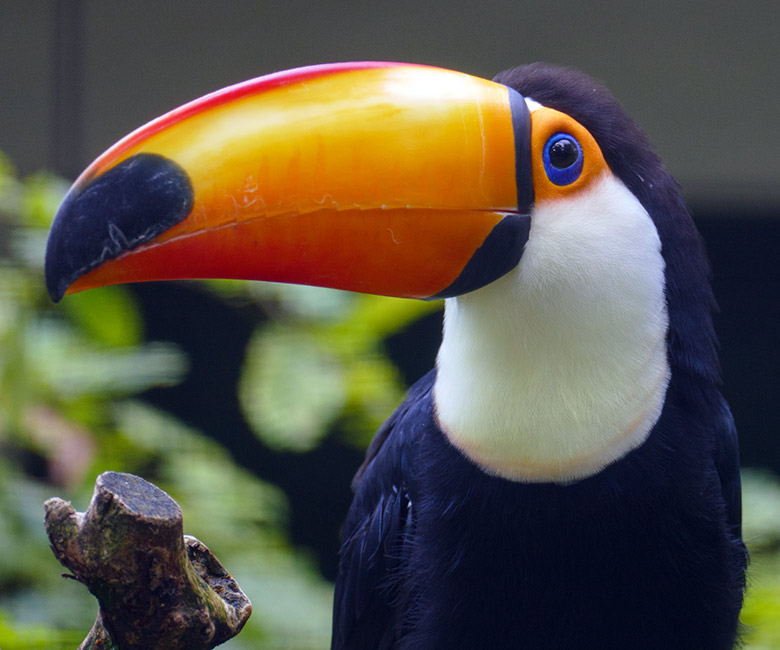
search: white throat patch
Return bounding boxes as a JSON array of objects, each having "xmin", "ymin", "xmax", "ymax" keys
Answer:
[{"xmin": 433, "ymin": 173, "xmax": 670, "ymax": 483}]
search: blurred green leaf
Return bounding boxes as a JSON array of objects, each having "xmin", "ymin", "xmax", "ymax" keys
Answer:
[
  {"xmin": 60, "ymin": 286, "xmax": 143, "ymax": 347},
  {"xmin": 28, "ymin": 319, "xmax": 187, "ymax": 398},
  {"xmin": 112, "ymin": 400, "xmax": 334, "ymax": 649},
  {"xmin": 742, "ymin": 555, "xmax": 780, "ymax": 649},
  {"xmin": 254, "ymin": 282, "xmax": 355, "ymax": 321},
  {"xmin": 240, "ymin": 325, "xmax": 345, "ymax": 451},
  {"xmin": 0, "ymin": 610, "xmax": 83, "ymax": 650},
  {"xmin": 742, "ymin": 469, "xmax": 780, "ymax": 549},
  {"xmin": 323, "ymin": 292, "xmax": 440, "ymax": 354},
  {"xmin": 0, "ymin": 151, "xmax": 21, "ymax": 216},
  {"xmin": 0, "ymin": 458, "xmax": 96, "ymax": 640},
  {"xmin": 740, "ymin": 469, "xmax": 780, "ymax": 648},
  {"xmin": 19, "ymin": 172, "xmax": 68, "ymax": 228}
]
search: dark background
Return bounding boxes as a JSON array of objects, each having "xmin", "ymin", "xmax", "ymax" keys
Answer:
[{"xmin": 2, "ymin": 1, "xmax": 779, "ymax": 570}]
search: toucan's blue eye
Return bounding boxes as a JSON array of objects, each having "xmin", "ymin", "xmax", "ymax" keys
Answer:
[{"xmin": 543, "ymin": 133, "xmax": 583, "ymax": 186}]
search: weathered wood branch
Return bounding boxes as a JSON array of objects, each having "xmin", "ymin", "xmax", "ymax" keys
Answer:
[{"xmin": 44, "ymin": 471, "xmax": 251, "ymax": 650}]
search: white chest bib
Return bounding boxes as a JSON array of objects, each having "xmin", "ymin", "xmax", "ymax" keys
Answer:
[{"xmin": 433, "ymin": 174, "xmax": 670, "ymax": 483}]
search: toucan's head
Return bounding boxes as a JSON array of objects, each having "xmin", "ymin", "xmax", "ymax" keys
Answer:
[
  {"xmin": 45, "ymin": 61, "xmax": 637, "ymax": 303},
  {"xmin": 46, "ymin": 61, "xmax": 721, "ymax": 481},
  {"xmin": 45, "ymin": 60, "xmax": 716, "ymax": 380}
]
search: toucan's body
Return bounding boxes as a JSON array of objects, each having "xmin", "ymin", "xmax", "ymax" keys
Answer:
[
  {"xmin": 44, "ymin": 61, "xmax": 746, "ymax": 649},
  {"xmin": 335, "ymin": 370, "xmax": 742, "ymax": 649}
]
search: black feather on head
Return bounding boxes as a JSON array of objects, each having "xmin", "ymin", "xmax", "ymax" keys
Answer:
[{"xmin": 494, "ymin": 63, "xmax": 720, "ymax": 383}]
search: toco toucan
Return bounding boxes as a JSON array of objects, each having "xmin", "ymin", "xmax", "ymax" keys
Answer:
[{"xmin": 45, "ymin": 61, "xmax": 747, "ymax": 649}]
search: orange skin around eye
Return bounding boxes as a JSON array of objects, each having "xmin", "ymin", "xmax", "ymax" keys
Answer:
[{"xmin": 530, "ymin": 107, "xmax": 610, "ymax": 201}]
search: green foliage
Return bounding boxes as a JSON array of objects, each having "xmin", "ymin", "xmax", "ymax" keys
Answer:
[
  {"xmin": 0, "ymin": 152, "xmax": 196, "ymax": 647},
  {"xmin": 740, "ymin": 470, "xmax": 780, "ymax": 649},
  {"xmin": 0, "ymin": 152, "xmax": 429, "ymax": 648},
  {"xmin": 237, "ymin": 284, "xmax": 438, "ymax": 451},
  {"xmin": 0, "ymin": 150, "xmax": 779, "ymax": 649},
  {"xmin": 241, "ymin": 323, "xmax": 347, "ymax": 452},
  {"xmin": 0, "ymin": 610, "xmax": 83, "ymax": 650},
  {"xmin": 112, "ymin": 401, "xmax": 336, "ymax": 649},
  {"xmin": 60, "ymin": 287, "xmax": 143, "ymax": 348}
]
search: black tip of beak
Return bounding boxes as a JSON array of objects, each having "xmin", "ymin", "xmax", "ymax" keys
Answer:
[{"xmin": 45, "ymin": 153, "xmax": 194, "ymax": 301}]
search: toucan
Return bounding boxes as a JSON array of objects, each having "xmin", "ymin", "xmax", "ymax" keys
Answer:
[{"xmin": 45, "ymin": 62, "xmax": 746, "ymax": 649}]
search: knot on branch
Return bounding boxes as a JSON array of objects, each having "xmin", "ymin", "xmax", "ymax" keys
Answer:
[{"xmin": 45, "ymin": 471, "xmax": 251, "ymax": 650}]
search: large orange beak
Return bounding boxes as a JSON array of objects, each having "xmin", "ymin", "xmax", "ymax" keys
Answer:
[{"xmin": 45, "ymin": 62, "xmax": 533, "ymax": 302}]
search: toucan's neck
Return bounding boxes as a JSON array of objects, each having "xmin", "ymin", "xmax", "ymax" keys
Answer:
[{"xmin": 433, "ymin": 174, "xmax": 671, "ymax": 483}]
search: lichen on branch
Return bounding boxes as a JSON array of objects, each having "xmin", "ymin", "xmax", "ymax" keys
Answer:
[{"xmin": 44, "ymin": 471, "xmax": 251, "ymax": 650}]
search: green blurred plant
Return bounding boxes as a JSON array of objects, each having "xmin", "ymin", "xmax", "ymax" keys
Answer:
[
  {"xmin": 0, "ymin": 152, "xmax": 436, "ymax": 648},
  {"xmin": 0, "ymin": 152, "xmax": 191, "ymax": 646},
  {"xmin": 237, "ymin": 283, "xmax": 438, "ymax": 452},
  {"xmin": 740, "ymin": 470, "xmax": 780, "ymax": 649},
  {"xmin": 0, "ymin": 152, "xmax": 342, "ymax": 648}
]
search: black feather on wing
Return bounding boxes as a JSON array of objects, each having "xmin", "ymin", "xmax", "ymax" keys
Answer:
[
  {"xmin": 713, "ymin": 396, "xmax": 743, "ymax": 542},
  {"xmin": 331, "ymin": 371, "xmax": 434, "ymax": 650}
]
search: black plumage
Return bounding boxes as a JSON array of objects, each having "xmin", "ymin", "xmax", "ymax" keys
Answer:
[{"xmin": 331, "ymin": 64, "xmax": 746, "ymax": 650}]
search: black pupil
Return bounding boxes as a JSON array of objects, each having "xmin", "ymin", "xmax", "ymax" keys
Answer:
[{"xmin": 549, "ymin": 138, "xmax": 579, "ymax": 169}]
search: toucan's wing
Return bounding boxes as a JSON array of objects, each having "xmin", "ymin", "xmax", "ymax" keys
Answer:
[
  {"xmin": 331, "ymin": 371, "xmax": 435, "ymax": 650},
  {"xmin": 331, "ymin": 478, "xmax": 411, "ymax": 650},
  {"xmin": 713, "ymin": 395, "xmax": 743, "ymax": 543}
]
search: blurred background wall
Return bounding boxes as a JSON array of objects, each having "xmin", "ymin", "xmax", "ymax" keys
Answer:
[{"xmin": 3, "ymin": 0, "xmax": 780, "ymax": 204}]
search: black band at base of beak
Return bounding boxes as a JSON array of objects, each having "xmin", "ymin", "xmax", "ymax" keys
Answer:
[
  {"xmin": 507, "ymin": 88, "xmax": 534, "ymax": 215},
  {"xmin": 430, "ymin": 213, "xmax": 530, "ymax": 299},
  {"xmin": 431, "ymin": 88, "xmax": 533, "ymax": 300}
]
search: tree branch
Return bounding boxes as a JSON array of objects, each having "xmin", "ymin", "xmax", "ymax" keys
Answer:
[{"xmin": 44, "ymin": 471, "xmax": 251, "ymax": 649}]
